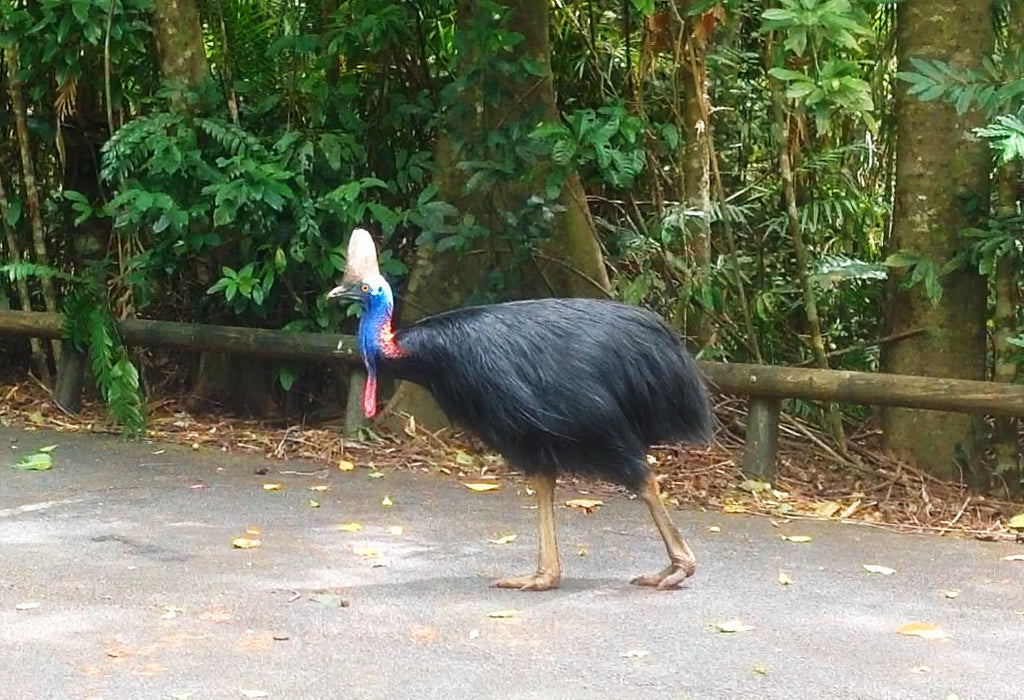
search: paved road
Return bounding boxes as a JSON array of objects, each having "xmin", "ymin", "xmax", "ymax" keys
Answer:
[{"xmin": 1, "ymin": 427, "xmax": 1022, "ymax": 700}]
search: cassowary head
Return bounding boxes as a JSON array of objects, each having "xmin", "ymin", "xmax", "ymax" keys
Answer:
[
  {"xmin": 326, "ymin": 228, "xmax": 398, "ymax": 418},
  {"xmin": 325, "ymin": 228, "xmax": 392, "ymax": 306}
]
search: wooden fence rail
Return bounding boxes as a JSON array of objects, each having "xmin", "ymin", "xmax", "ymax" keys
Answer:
[{"xmin": 3, "ymin": 310, "xmax": 1023, "ymax": 479}]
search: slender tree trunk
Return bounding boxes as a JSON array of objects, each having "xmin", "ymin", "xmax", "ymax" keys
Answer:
[
  {"xmin": 880, "ymin": 0, "xmax": 992, "ymax": 481},
  {"xmin": 0, "ymin": 172, "xmax": 51, "ymax": 384},
  {"xmin": 387, "ymin": 0, "xmax": 610, "ymax": 428},
  {"xmin": 769, "ymin": 79, "xmax": 845, "ymax": 447},
  {"xmin": 673, "ymin": 10, "xmax": 713, "ymax": 346},
  {"xmin": 6, "ymin": 47, "xmax": 60, "ymax": 367}
]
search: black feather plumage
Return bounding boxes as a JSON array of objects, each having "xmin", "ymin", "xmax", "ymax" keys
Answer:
[{"xmin": 382, "ymin": 298, "xmax": 711, "ymax": 492}]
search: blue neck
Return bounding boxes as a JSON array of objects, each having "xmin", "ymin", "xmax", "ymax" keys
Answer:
[{"xmin": 358, "ymin": 282, "xmax": 395, "ymax": 369}]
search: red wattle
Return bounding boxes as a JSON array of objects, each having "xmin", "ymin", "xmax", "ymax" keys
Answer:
[{"xmin": 362, "ymin": 374, "xmax": 378, "ymax": 417}]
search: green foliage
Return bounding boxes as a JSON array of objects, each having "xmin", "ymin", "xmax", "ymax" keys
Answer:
[
  {"xmin": 883, "ymin": 251, "xmax": 944, "ymax": 306},
  {"xmin": 0, "ymin": 263, "xmax": 146, "ymax": 435},
  {"xmin": 897, "ymin": 57, "xmax": 1021, "ymax": 116},
  {"xmin": 975, "ymin": 112, "xmax": 1024, "ymax": 164},
  {"xmin": 531, "ymin": 105, "xmax": 648, "ymax": 190},
  {"xmin": 761, "ymin": 0, "xmax": 877, "ymax": 133}
]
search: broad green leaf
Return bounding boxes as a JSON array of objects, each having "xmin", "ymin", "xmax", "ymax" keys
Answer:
[{"xmin": 13, "ymin": 452, "xmax": 53, "ymax": 471}]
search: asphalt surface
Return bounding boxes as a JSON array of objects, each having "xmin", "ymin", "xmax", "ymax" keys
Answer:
[{"xmin": 1, "ymin": 426, "xmax": 1022, "ymax": 700}]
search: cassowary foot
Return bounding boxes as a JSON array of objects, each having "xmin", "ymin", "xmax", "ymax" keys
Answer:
[
  {"xmin": 492, "ymin": 571, "xmax": 560, "ymax": 591},
  {"xmin": 630, "ymin": 560, "xmax": 696, "ymax": 590}
]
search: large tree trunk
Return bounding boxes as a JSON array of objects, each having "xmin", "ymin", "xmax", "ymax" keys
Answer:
[
  {"xmin": 386, "ymin": 0, "xmax": 610, "ymax": 428},
  {"xmin": 880, "ymin": 0, "xmax": 992, "ymax": 481},
  {"xmin": 989, "ymin": 3, "xmax": 1024, "ymax": 496}
]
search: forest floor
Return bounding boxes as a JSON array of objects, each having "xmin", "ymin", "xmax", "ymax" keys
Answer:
[{"xmin": 0, "ymin": 378, "xmax": 1020, "ymax": 542}]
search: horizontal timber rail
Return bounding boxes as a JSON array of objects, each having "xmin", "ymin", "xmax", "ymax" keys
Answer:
[
  {"xmin": 3, "ymin": 311, "xmax": 1022, "ymax": 417},
  {"xmin": 0, "ymin": 310, "xmax": 359, "ymax": 362},
  {"xmin": 4, "ymin": 310, "xmax": 1024, "ymax": 479}
]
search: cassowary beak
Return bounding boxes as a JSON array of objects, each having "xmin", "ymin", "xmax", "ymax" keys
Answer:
[{"xmin": 326, "ymin": 283, "xmax": 362, "ymax": 301}]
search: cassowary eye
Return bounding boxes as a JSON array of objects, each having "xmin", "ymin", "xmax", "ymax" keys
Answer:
[{"xmin": 361, "ymin": 284, "xmax": 370, "ymax": 292}]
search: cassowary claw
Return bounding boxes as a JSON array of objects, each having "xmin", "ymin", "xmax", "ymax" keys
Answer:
[
  {"xmin": 492, "ymin": 571, "xmax": 560, "ymax": 591},
  {"xmin": 630, "ymin": 561, "xmax": 696, "ymax": 590}
]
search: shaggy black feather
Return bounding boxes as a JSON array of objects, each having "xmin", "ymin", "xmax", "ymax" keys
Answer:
[{"xmin": 382, "ymin": 298, "xmax": 711, "ymax": 492}]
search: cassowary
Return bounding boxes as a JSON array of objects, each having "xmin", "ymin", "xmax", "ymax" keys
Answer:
[{"xmin": 328, "ymin": 228, "xmax": 712, "ymax": 591}]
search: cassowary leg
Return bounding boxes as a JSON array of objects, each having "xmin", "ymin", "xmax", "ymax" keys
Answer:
[
  {"xmin": 493, "ymin": 471, "xmax": 561, "ymax": 591},
  {"xmin": 631, "ymin": 475, "xmax": 696, "ymax": 590}
]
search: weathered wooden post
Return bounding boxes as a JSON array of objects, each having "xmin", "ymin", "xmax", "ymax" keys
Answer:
[
  {"xmin": 343, "ymin": 369, "xmax": 367, "ymax": 436},
  {"xmin": 53, "ymin": 345, "xmax": 87, "ymax": 413},
  {"xmin": 741, "ymin": 397, "xmax": 781, "ymax": 481}
]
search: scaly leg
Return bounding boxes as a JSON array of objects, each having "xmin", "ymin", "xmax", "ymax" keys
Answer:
[
  {"xmin": 493, "ymin": 471, "xmax": 561, "ymax": 591},
  {"xmin": 631, "ymin": 475, "xmax": 696, "ymax": 589}
]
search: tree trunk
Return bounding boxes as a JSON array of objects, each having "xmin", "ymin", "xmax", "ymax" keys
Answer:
[
  {"xmin": 989, "ymin": 0, "xmax": 1024, "ymax": 497},
  {"xmin": 151, "ymin": 0, "xmax": 210, "ymax": 91},
  {"xmin": 386, "ymin": 0, "xmax": 610, "ymax": 428},
  {"xmin": 673, "ymin": 9, "xmax": 714, "ymax": 346},
  {"xmin": 880, "ymin": 0, "xmax": 992, "ymax": 481},
  {"xmin": 769, "ymin": 77, "xmax": 845, "ymax": 448},
  {"xmin": 6, "ymin": 46, "xmax": 60, "ymax": 369},
  {"xmin": 150, "ymin": 0, "xmax": 257, "ymax": 413},
  {"xmin": 0, "ymin": 172, "xmax": 51, "ymax": 384}
]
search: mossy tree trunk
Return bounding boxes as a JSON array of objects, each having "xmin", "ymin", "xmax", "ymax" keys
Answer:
[
  {"xmin": 880, "ymin": 0, "xmax": 992, "ymax": 481},
  {"xmin": 385, "ymin": 0, "xmax": 610, "ymax": 428}
]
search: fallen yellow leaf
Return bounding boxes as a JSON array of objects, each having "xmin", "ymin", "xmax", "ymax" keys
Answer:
[
  {"xmin": 863, "ymin": 564, "xmax": 896, "ymax": 576},
  {"xmin": 752, "ymin": 664, "xmax": 768, "ymax": 675},
  {"xmin": 1007, "ymin": 513, "xmax": 1024, "ymax": 530},
  {"xmin": 352, "ymin": 543, "xmax": 381, "ymax": 557},
  {"xmin": 338, "ymin": 459, "xmax": 355, "ymax": 472},
  {"xmin": 308, "ymin": 499, "xmax": 320, "ymax": 508},
  {"xmin": 943, "ymin": 589, "xmax": 960, "ymax": 599},
  {"xmin": 722, "ymin": 502, "xmax": 747, "ymax": 514},
  {"xmin": 708, "ymin": 525, "xmax": 722, "ymax": 533},
  {"xmin": 309, "ymin": 485, "xmax": 331, "ymax": 492},
  {"xmin": 814, "ymin": 501, "xmax": 841, "ymax": 518},
  {"xmin": 487, "ymin": 534, "xmax": 517, "ymax": 545},
  {"xmin": 463, "ymin": 482, "xmax": 501, "ymax": 492},
  {"xmin": 336, "ymin": 522, "xmax": 363, "ymax": 533},
  {"xmin": 160, "ymin": 605, "xmax": 184, "ymax": 620},
  {"xmin": 839, "ymin": 499, "xmax": 862, "ymax": 519},
  {"xmin": 739, "ymin": 479, "xmax": 771, "ymax": 494},
  {"xmin": 487, "ymin": 610, "xmax": 517, "ymax": 619},
  {"xmin": 232, "ymin": 536, "xmax": 261, "ymax": 549},
  {"xmin": 381, "ymin": 495, "xmax": 393, "ymax": 507},
  {"xmin": 454, "ymin": 450, "xmax": 475, "ymax": 466},
  {"xmin": 714, "ymin": 619, "xmax": 754, "ymax": 633},
  {"xmin": 566, "ymin": 498, "xmax": 604, "ymax": 514},
  {"xmin": 389, "ymin": 525, "xmax": 404, "ymax": 536},
  {"xmin": 781, "ymin": 535, "xmax": 813, "ymax": 543},
  {"xmin": 777, "ymin": 571, "xmax": 794, "ymax": 586},
  {"xmin": 262, "ymin": 483, "xmax": 282, "ymax": 491},
  {"xmin": 368, "ymin": 471, "xmax": 385, "ymax": 479},
  {"xmin": 896, "ymin": 622, "xmax": 950, "ymax": 640}
]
